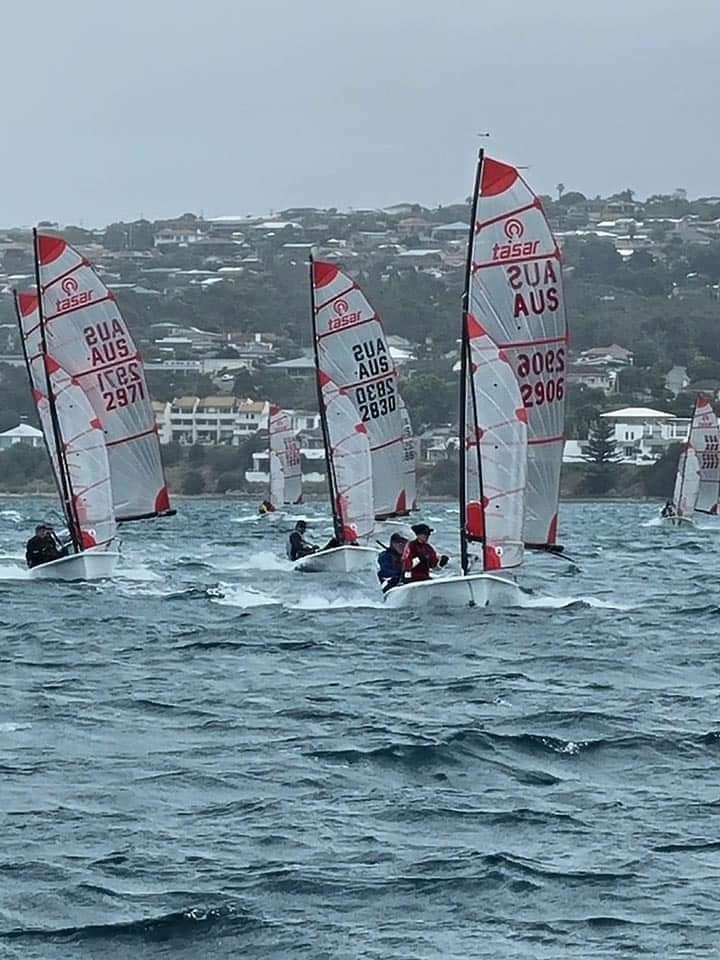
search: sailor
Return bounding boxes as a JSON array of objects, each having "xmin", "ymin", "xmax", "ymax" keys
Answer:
[
  {"xmin": 25, "ymin": 524, "xmax": 67, "ymax": 569},
  {"xmin": 401, "ymin": 523, "xmax": 449, "ymax": 583},
  {"xmin": 288, "ymin": 520, "xmax": 318, "ymax": 561},
  {"xmin": 377, "ymin": 532, "xmax": 407, "ymax": 593},
  {"xmin": 660, "ymin": 500, "xmax": 675, "ymax": 518},
  {"xmin": 258, "ymin": 499, "xmax": 275, "ymax": 515}
]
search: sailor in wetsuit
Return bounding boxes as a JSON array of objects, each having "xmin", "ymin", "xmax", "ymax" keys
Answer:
[
  {"xmin": 660, "ymin": 500, "xmax": 676, "ymax": 519},
  {"xmin": 25, "ymin": 524, "xmax": 67, "ymax": 569},
  {"xmin": 377, "ymin": 532, "xmax": 408, "ymax": 593},
  {"xmin": 288, "ymin": 520, "xmax": 319, "ymax": 561},
  {"xmin": 401, "ymin": 523, "xmax": 449, "ymax": 583}
]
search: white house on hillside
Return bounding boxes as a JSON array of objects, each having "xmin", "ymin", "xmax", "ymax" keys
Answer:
[{"xmin": 564, "ymin": 406, "xmax": 699, "ymax": 465}]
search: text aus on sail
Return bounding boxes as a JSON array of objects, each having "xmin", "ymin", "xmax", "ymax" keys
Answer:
[
  {"xmin": 83, "ymin": 317, "xmax": 146, "ymax": 412},
  {"xmin": 488, "ymin": 238, "xmax": 565, "ymax": 412},
  {"xmin": 326, "ymin": 295, "xmax": 397, "ymax": 424}
]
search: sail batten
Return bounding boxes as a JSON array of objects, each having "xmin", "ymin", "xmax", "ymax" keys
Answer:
[
  {"xmin": 468, "ymin": 153, "xmax": 567, "ymax": 547},
  {"xmin": 33, "ymin": 231, "xmax": 172, "ymax": 523},
  {"xmin": 311, "ymin": 260, "xmax": 408, "ymax": 519}
]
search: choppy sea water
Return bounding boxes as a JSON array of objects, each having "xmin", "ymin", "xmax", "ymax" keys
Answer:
[{"xmin": 1, "ymin": 496, "xmax": 719, "ymax": 959}]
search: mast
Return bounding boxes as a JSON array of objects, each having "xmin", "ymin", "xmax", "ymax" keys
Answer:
[
  {"xmin": 459, "ymin": 150, "xmax": 486, "ymax": 576},
  {"xmin": 309, "ymin": 253, "xmax": 342, "ymax": 541},
  {"xmin": 31, "ymin": 230, "xmax": 82, "ymax": 553}
]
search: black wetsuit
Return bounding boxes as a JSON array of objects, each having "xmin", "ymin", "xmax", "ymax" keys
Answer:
[
  {"xmin": 25, "ymin": 535, "xmax": 66, "ymax": 569},
  {"xmin": 288, "ymin": 531, "xmax": 316, "ymax": 562}
]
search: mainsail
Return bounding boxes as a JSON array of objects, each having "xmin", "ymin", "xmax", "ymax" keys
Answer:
[
  {"xmin": 268, "ymin": 405, "xmax": 302, "ymax": 508},
  {"xmin": 311, "ymin": 260, "xmax": 407, "ymax": 519},
  {"xmin": 461, "ymin": 314, "xmax": 527, "ymax": 573},
  {"xmin": 16, "ymin": 292, "xmax": 115, "ymax": 552},
  {"xmin": 318, "ymin": 370, "xmax": 374, "ymax": 545},
  {"xmin": 673, "ymin": 394, "xmax": 719, "ymax": 516},
  {"xmin": 33, "ymin": 231, "xmax": 172, "ymax": 522},
  {"xmin": 398, "ymin": 396, "xmax": 417, "ymax": 510},
  {"xmin": 467, "ymin": 153, "xmax": 567, "ymax": 548}
]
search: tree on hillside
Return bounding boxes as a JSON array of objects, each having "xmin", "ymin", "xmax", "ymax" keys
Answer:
[
  {"xmin": 642, "ymin": 443, "xmax": 683, "ymax": 498},
  {"xmin": 584, "ymin": 418, "xmax": 620, "ymax": 463},
  {"xmin": 182, "ymin": 471, "xmax": 205, "ymax": 495}
]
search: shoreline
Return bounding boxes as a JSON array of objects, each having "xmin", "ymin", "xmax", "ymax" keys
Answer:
[{"xmin": 0, "ymin": 492, "xmax": 667, "ymax": 504}]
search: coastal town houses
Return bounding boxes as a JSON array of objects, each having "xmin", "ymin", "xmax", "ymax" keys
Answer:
[
  {"xmin": 563, "ymin": 406, "xmax": 693, "ymax": 465},
  {"xmin": 154, "ymin": 397, "xmax": 269, "ymax": 446}
]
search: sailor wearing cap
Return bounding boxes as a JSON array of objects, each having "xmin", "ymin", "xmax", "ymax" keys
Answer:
[{"xmin": 401, "ymin": 523, "xmax": 449, "ymax": 584}]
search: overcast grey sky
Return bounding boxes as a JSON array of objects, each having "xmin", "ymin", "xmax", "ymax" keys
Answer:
[{"xmin": 3, "ymin": 0, "xmax": 717, "ymax": 225}]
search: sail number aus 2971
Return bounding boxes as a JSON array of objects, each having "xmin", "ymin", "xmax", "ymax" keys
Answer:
[{"xmin": 96, "ymin": 362, "xmax": 145, "ymax": 411}]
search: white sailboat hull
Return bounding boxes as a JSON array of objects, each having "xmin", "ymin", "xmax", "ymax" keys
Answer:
[
  {"xmin": 658, "ymin": 515, "xmax": 695, "ymax": 529},
  {"xmin": 383, "ymin": 572, "xmax": 522, "ymax": 609},
  {"xmin": 294, "ymin": 545, "xmax": 379, "ymax": 573},
  {"xmin": 28, "ymin": 548, "xmax": 119, "ymax": 581}
]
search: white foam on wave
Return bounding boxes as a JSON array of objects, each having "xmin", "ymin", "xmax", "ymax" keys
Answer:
[
  {"xmin": 211, "ymin": 583, "xmax": 280, "ymax": 608},
  {"xmin": 115, "ymin": 562, "xmax": 162, "ymax": 582},
  {"xmin": 291, "ymin": 591, "xmax": 385, "ymax": 611},
  {"xmin": 520, "ymin": 593, "xmax": 633, "ymax": 611},
  {"xmin": 0, "ymin": 509, "xmax": 25, "ymax": 523},
  {"xmin": 217, "ymin": 550, "xmax": 293, "ymax": 573},
  {"xmin": 0, "ymin": 561, "xmax": 29, "ymax": 580},
  {"xmin": 0, "ymin": 721, "xmax": 32, "ymax": 733}
]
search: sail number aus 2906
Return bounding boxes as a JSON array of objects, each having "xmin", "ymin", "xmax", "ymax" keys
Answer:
[{"xmin": 516, "ymin": 348, "xmax": 565, "ymax": 408}]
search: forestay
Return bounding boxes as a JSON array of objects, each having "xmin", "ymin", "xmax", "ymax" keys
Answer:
[
  {"xmin": 318, "ymin": 370, "xmax": 374, "ymax": 544},
  {"xmin": 463, "ymin": 314, "xmax": 527, "ymax": 571},
  {"xmin": 269, "ymin": 405, "xmax": 302, "ymax": 508},
  {"xmin": 398, "ymin": 396, "xmax": 417, "ymax": 510},
  {"xmin": 468, "ymin": 155, "xmax": 567, "ymax": 547},
  {"xmin": 312, "ymin": 261, "xmax": 407, "ymax": 518},
  {"xmin": 18, "ymin": 292, "xmax": 116, "ymax": 551},
  {"xmin": 34, "ymin": 232, "xmax": 172, "ymax": 522}
]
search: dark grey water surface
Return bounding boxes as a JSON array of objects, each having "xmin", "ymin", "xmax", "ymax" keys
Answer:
[{"xmin": 1, "ymin": 497, "xmax": 719, "ymax": 958}]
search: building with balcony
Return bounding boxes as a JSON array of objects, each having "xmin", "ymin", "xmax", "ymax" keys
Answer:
[{"xmin": 154, "ymin": 396, "xmax": 269, "ymax": 445}]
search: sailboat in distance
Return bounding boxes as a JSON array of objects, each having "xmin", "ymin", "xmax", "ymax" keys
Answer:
[
  {"xmin": 386, "ymin": 152, "xmax": 537, "ymax": 608},
  {"xmin": 309, "ymin": 260, "xmax": 414, "ymax": 523},
  {"xmin": 660, "ymin": 394, "xmax": 720, "ymax": 527},
  {"xmin": 267, "ymin": 405, "xmax": 302, "ymax": 511},
  {"xmin": 16, "ymin": 292, "xmax": 118, "ymax": 580},
  {"xmin": 293, "ymin": 257, "xmax": 379, "ymax": 572},
  {"xmin": 31, "ymin": 230, "xmax": 174, "ymax": 524}
]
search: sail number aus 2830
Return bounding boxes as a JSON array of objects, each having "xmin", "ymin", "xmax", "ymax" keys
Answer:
[{"xmin": 516, "ymin": 348, "xmax": 565, "ymax": 408}]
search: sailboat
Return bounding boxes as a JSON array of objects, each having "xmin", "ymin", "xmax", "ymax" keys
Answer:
[
  {"xmin": 16, "ymin": 292, "xmax": 118, "ymax": 580},
  {"xmin": 267, "ymin": 405, "xmax": 302, "ymax": 511},
  {"xmin": 310, "ymin": 259, "xmax": 413, "ymax": 530},
  {"xmin": 661, "ymin": 394, "xmax": 720, "ymax": 527},
  {"xmin": 294, "ymin": 259, "xmax": 379, "ymax": 572},
  {"xmin": 30, "ymin": 230, "xmax": 174, "ymax": 524},
  {"xmin": 386, "ymin": 151, "xmax": 565, "ymax": 608}
]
